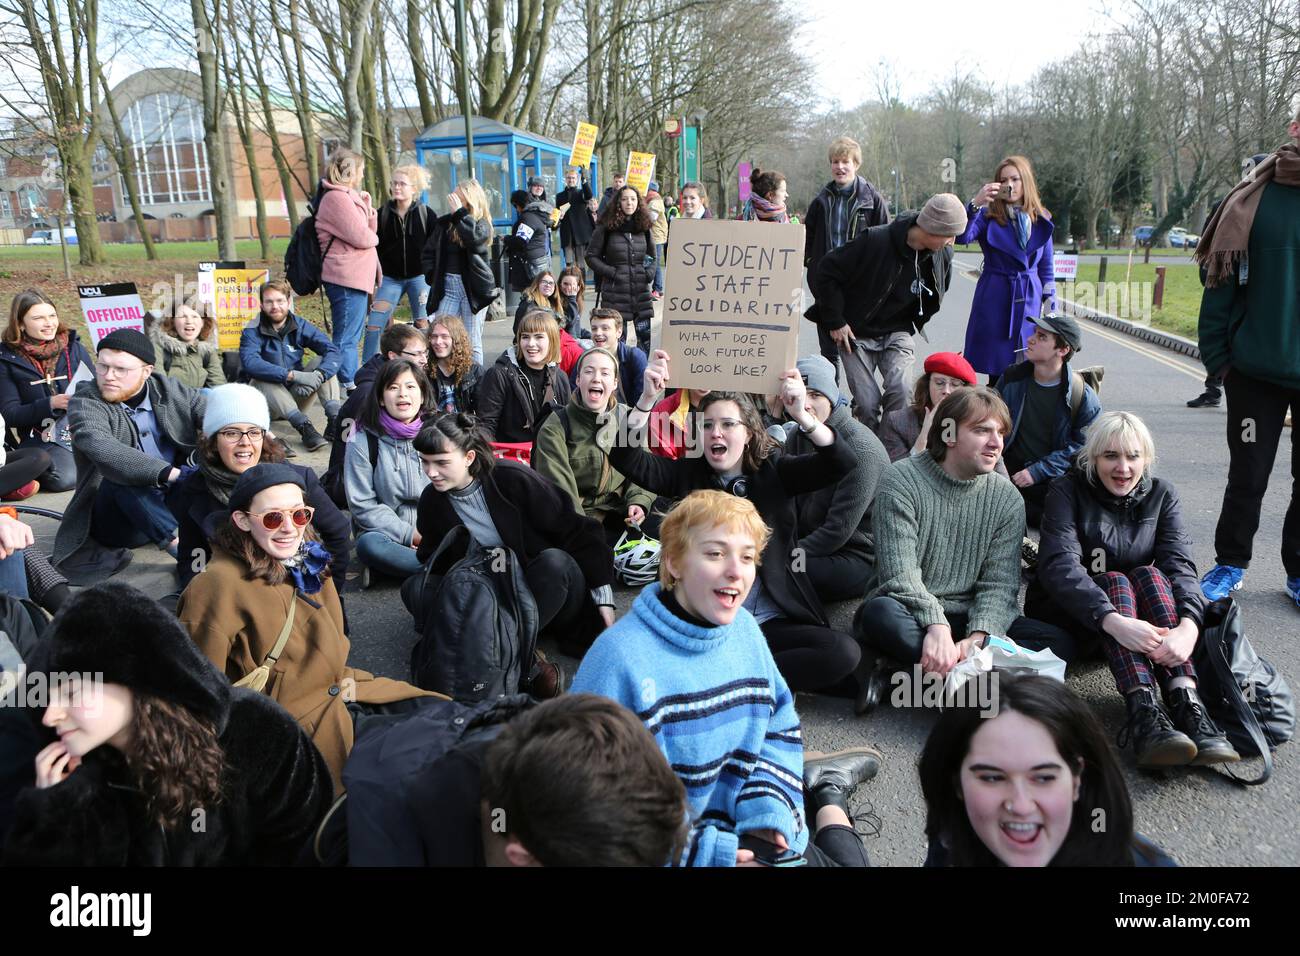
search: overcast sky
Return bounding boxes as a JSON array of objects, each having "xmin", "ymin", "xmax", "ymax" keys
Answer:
[{"xmin": 796, "ymin": 0, "xmax": 1120, "ymax": 107}]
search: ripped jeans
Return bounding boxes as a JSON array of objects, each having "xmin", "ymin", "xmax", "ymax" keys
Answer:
[{"xmin": 363, "ymin": 274, "xmax": 431, "ymax": 361}]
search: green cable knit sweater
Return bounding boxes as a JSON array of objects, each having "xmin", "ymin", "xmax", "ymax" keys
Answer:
[{"xmin": 870, "ymin": 451, "xmax": 1025, "ymax": 635}]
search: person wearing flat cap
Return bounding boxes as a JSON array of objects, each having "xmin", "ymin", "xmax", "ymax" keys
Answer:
[
  {"xmin": 51, "ymin": 327, "xmax": 206, "ymax": 585},
  {"xmin": 994, "ymin": 312, "xmax": 1101, "ymax": 526},
  {"xmin": 807, "ymin": 193, "xmax": 967, "ymax": 434},
  {"xmin": 176, "ymin": 463, "xmax": 436, "ymax": 792}
]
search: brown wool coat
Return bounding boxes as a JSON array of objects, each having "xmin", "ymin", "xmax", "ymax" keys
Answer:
[{"xmin": 176, "ymin": 550, "xmax": 434, "ymax": 790}]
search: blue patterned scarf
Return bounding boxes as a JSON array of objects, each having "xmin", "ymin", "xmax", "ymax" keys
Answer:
[{"xmin": 281, "ymin": 540, "xmax": 332, "ymax": 595}]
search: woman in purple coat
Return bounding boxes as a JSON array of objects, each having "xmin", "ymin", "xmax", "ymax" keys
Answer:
[{"xmin": 958, "ymin": 155, "xmax": 1056, "ymax": 380}]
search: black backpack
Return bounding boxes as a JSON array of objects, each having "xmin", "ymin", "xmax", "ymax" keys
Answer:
[
  {"xmin": 408, "ymin": 525, "xmax": 539, "ymax": 703},
  {"xmin": 1192, "ymin": 596, "xmax": 1295, "ymax": 785},
  {"xmin": 321, "ymin": 429, "xmax": 379, "ymax": 511},
  {"xmin": 285, "ymin": 189, "xmax": 336, "ymax": 296}
]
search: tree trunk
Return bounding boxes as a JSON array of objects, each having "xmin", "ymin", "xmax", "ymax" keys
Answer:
[
  {"xmin": 245, "ymin": 10, "xmax": 301, "ymax": 229},
  {"xmin": 406, "ymin": 0, "xmax": 436, "ymax": 127},
  {"xmin": 277, "ymin": 0, "xmax": 319, "ymax": 186},
  {"xmin": 94, "ymin": 66, "xmax": 156, "ymax": 259},
  {"xmin": 192, "ymin": 0, "xmax": 237, "ymax": 259},
  {"xmin": 343, "ymin": 0, "xmax": 378, "ymax": 149},
  {"xmin": 222, "ymin": 0, "xmax": 269, "ymax": 260}
]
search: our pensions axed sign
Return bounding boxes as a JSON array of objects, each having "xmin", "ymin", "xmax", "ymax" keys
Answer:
[
  {"xmin": 78, "ymin": 282, "xmax": 146, "ymax": 348},
  {"xmin": 660, "ymin": 218, "xmax": 804, "ymax": 394},
  {"xmin": 213, "ymin": 268, "xmax": 270, "ymax": 349}
]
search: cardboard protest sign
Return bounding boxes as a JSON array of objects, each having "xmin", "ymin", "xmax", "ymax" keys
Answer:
[
  {"xmin": 625, "ymin": 151, "xmax": 656, "ymax": 195},
  {"xmin": 78, "ymin": 282, "xmax": 146, "ymax": 348},
  {"xmin": 660, "ymin": 219, "xmax": 804, "ymax": 394},
  {"xmin": 569, "ymin": 122, "xmax": 599, "ymax": 168},
  {"xmin": 213, "ymin": 268, "xmax": 270, "ymax": 349},
  {"xmin": 198, "ymin": 261, "xmax": 245, "ymax": 320}
]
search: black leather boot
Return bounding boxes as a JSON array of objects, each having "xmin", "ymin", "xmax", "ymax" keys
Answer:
[
  {"xmin": 1118, "ymin": 686, "xmax": 1197, "ymax": 767},
  {"xmin": 1166, "ymin": 686, "xmax": 1241, "ymax": 765}
]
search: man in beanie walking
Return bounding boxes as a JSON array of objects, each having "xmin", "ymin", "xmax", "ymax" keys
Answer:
[
  {"xmin": 776, "ymin": 354, "xmax": 890, "ymax": 603},
  {"xmin": 1197, "ymin": 105, "xmax": 1300, "ymax": 605},
  {"xmin": 807, "ymin": 192, "xmax": 966, "ymax": 432},
  {"xmin": 52, "ymin": 328, "xmax": 206, "ymax": 583},
  {"xmin": 994, "ymin": 312, "xmax": 1101, "ymax": 526}
]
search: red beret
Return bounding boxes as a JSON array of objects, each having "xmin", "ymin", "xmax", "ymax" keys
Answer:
[{"xmin": 923, "ymin": 351, "xmax": 977, "ymax": 385}]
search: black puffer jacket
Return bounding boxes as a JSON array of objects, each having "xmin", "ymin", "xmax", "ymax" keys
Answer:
[
  {"xmin": 421, "ymin": 207, "xmax": 498, "ymax": 314},
  {"xmin": 505, "ymin": 201, "xmax": 554, "ymax": 292},
  {"xmin": 476, "ymin": 349, "xmax": 572, "ymax": 444},
  {"xmin": 1, "ymin": 582, "xmax": 333, "ymax": 866},
  {"xmin": 1028, "ymin": 469, "xmax": 1206, "ymax": 635},
  {"xmin": 587, "ymin": 222, "xmax": 654, "ymax": 330},
  {"xmin": 377, "ymin": 201, "xmax": 433, "ymax": 280},
  {"xmin": 806, "ymin": 213, "xmax": 952, "ymax": 338}
]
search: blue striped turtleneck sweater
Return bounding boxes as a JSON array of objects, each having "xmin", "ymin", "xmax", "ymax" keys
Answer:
[{"xmin": 571, "ymin": 582, "xmax": 807, "ymax": 867}]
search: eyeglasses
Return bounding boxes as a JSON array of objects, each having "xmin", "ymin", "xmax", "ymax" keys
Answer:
[
  {"xmin": 241, "ymin": 506, "xmax": 315, "ymax": 531},
  {"xmin": 95, "ymin": 361, "xmax": 147, "ymax": 379},
  {"xmin": 400, "ymin": 348, "xmax": 429, "ymax": 361},
  {"xmin": 217, "ymin": 427, "xmax": 265, "ymax": 443},
  {"xmin": 701, "ymin": 418, "xmax": 745, "ymax": 433}
]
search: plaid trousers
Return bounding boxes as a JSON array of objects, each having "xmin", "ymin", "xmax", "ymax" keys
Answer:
[{"xmin": 1095, "ymin": 565, "xmax": 1197, "ymax": 693}]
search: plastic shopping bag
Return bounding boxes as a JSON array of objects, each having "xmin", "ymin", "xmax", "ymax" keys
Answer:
[{"xmin": 944, "ymin": 635, "xmax": 1067, "ymax": 703}]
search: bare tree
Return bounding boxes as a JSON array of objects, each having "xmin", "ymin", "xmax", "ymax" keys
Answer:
[{"xmin": 192, "ymin": 0, "xmax": 237, "ymax": 258}]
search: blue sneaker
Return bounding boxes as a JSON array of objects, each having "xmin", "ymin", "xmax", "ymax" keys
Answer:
[
  {"xmin": 1200, "ymin": 564, "xmax": 1245, "ymax": 601},
  {"xmin": 1286, "ymin": 578, "xmax": 1300, "ymax": 608}
]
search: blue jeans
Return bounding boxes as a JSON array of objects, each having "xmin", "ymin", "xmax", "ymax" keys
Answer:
[
  {"xmin": 91, "ymin": 480, "xmax": 177, "ymax": 549},
  {"xmin": 653, "ymin": 242, "xmax": 665, "ymax": 294},
  {"xmin": 364, "ymin": 274, "xmax": 431, "ymax": 361},
  {"xmin": 324, "ymin": 281, "xmax": 370, "ymax": 388},
  {"xmin": 0, "ymin": 552, "xmax": 28, "ymax": 598},
  {"xmin": 355, "ymin": 530, "xmax": 424, "ymax": 579},
  {"xmin": 436, "ymin": 274, "xmax": 485, "ymax": 366}
]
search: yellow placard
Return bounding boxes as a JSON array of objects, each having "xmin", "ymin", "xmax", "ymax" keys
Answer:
[
  {"xmin": 569, "ymin": 122, "xmax": 599, "ymax": 169},
  {"xmin": 625, "ymin": 151, "xmax": 656, "ymax": 195},
  {"xmin": 213, "ymin": 268, "xmax": 270, "ymax": 349}
]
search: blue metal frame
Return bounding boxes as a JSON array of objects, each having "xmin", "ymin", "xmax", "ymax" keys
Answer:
[{"xmin": 414, "ymin": 117, "xmax": 600, "ymax": 230}]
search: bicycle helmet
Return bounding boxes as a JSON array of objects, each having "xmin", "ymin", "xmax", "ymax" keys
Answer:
[{"xmin": 613, "ymin": 525, "xmax": 661, "ymax": 586}]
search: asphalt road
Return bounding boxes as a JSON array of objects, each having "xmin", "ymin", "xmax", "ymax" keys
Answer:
[{"xmin": 26, "ymin": 250, "xmax": 1295, "ymax": 866}]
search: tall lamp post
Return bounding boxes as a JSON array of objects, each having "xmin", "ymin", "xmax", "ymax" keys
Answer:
[{"xmin": 891, "ymin": 168, "xmax": 901, "ymax": 218}]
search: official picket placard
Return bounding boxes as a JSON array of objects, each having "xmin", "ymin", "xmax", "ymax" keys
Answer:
[
  {"xmin": 1053, "ymin": 253, "xmax": 1079, "ymax": 281},
  {"xmin": 569, "ymin": 122, "xmax": 599, "ymax": 169},
  {"xmin": 198, "ymin": 260, "xmax": 246, "ymax": 319},
  {"xmin": 625, "ymin": 151, "xmax": 656, "ymax": 195},
  {"xmin": 660, "ymin": 219, "xmax": 804, "ymax": 394},
  {"xmin": 213, "ymin": 268, "xmax": 269, "ymax": 349},
  {"xmin": 78, "ymin": 282, "xmax": 146, "ymax": 348}
]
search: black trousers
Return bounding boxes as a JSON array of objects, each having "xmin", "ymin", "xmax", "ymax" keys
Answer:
[
  {"xmin": 854, "ymin": 596, "xmax": 1079, "ymax": 665},
  {"xmin": 1214, "ymin": 368, "xmax": 1300, "ymax": 576},
  {"xmin": 1019, "ymin": 481, "xmax": 1050, "ymax": 528},
  {"xmin": 806, "ymin": 551, "xmax": 875, "ymax": 604},
  {"xmin": 802, "ymin": 823, "xmax": 870, "ymax": 867},
  {"xmin": 1202, "ymin": 373, "xmax": 1223, "ymax": 397},
  {"xmin": 0, "ymin": 446, "xmax": 51, "ymax": 497},
  {"xmin": 761, "ymin": 618, "xmax": 862, "ymax": 693}
]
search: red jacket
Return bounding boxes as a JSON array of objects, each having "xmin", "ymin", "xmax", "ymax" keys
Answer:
[
  {"xmin": 647, "ymin": 389, "xmax": 697, "ymax": 460},
  {"xmin": 559, "ymin": 330, "xmax": 584, "ymax": 376}
]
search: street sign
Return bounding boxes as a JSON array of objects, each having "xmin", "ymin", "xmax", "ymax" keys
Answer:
[
  {"xmin": 680, "ymin": 126, "xmax": 699, "ymax": 183},
  {"xmin": 664, "ymin": 117, "xmax": 682, "ymax": 137}
]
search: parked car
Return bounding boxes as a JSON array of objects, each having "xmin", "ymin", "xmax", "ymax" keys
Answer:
[
  {"xmin": 1133, "ymin": 226, "xmax": 1156, "ymax": 246},
  {"xmin": 1168, "ymin": 227, "xmax": 1200, "ymax": 248}
]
